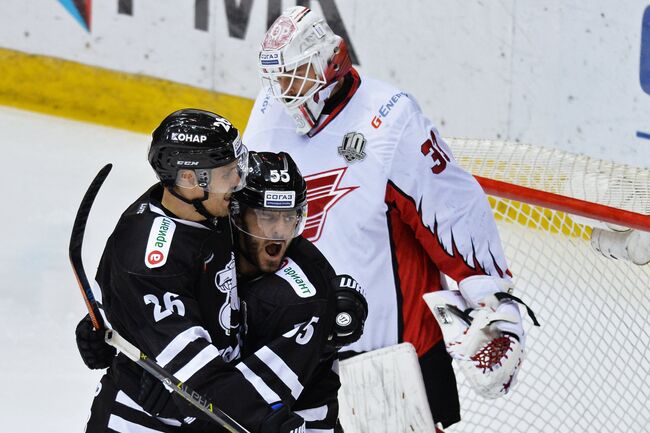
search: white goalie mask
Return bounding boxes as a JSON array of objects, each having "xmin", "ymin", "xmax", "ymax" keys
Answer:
[{"xmin": 259, "ymin": 6, "xmax": 352, "ymax": 135}]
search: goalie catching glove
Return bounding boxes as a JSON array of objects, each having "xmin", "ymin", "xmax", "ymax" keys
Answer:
[{"xmin": 423, "ymin": 276, "xmax": 540, "ymax": 399}]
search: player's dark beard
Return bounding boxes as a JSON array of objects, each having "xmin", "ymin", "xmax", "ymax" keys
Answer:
[{"xmin": 234, "ymin": 230, "xmax": 263, "ymax": 280}]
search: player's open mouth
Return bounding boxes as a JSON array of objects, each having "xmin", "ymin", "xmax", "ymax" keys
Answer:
[{"xmin": 264, "ymin": 242, "xmax": 284, "ymax": 257}]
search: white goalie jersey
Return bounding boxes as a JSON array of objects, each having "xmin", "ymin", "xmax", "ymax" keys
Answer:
[{"xmin": 244, "ymin": 69, "xmax": 512, "ymax": 360}]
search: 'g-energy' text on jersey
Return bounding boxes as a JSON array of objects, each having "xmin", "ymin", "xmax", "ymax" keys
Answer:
[
  {"xmin": 240, "ymin": 236, "xmax": 339, "ymax": 433},
  {"xmin": 86, "ymin": 184, "xmax": 278, "ymax": 433}
]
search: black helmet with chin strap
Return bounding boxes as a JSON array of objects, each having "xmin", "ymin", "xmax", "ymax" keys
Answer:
[
  {"xmin": 148, "ymin": 108, "xmax": 247, "ymax": 221},
  {"xmin": 231, "ymin": 151, "xmax": 308, "ymax": 241}
]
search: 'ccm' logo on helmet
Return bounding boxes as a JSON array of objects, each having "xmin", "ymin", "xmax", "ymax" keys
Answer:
[{"xmin": 170, "ymin": 132, "xmax": 207, "ymax": 143}]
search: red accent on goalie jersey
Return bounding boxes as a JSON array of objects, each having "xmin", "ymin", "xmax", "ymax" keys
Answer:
[
  {"xmin": 308, "ymin": 68, "xmax": 361, "ymax": 137},
  {"xmin": 385, "ymin": 181, "xmax": 505, "ymax": 356},
  {"xmin": 304, "ymin": 168, "xmax": 358, "ymax": 242},
  {"xmin": 386, "ymin": 199, "xmax": 443, "ymax": 357},
  {"xmin": 385, "ymin": 181, "xmax": 495, "ymax": 281}
]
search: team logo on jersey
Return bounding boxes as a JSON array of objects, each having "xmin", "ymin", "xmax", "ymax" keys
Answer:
[
  {"xmin": 215, "ymin": 253, "xmax": 239, "ymax": 334},
  {"xmin": 338, "ymin": 132, "xmax": 367, "ymax": 163},
  {"xmin": 277, "ymin": 258, "xmax": 316, "ymax": 298},
  {"xmin": 304, "ymin": 168, "xmax": 358, "ymax": 242},
  {"xmin": 145, "ymin": 217, "xmax": 176, "ymax": 268}
]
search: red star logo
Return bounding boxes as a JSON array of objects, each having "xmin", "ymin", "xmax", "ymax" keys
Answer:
[{"xmin": 304, "ymin": 168, "xmax": 357, "ymax": 242}]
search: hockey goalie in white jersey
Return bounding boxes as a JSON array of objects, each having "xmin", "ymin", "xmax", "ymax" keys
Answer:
[{"xmin": 244, "ymin": 6, "xmax": 539, "ymax": 432}]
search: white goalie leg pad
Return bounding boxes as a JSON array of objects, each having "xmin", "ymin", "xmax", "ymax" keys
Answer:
[{"xmin": 338, "ymin": 343, "xmax": 435, "ymax": 433}]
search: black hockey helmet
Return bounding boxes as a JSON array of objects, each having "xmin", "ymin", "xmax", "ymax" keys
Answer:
[
  {"xmin": 231, "ymin": 151, "xmax": 308, "ymax": 240},
  {"xmin": 148, "ymin": 108, "xmax": 247, "ymax": 192}
]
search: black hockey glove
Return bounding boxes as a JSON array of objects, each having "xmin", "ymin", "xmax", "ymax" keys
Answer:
[
  {"xmin": 331, "ymin": 274, "xmax": 368, "ymax": 348},
  {"xmin": 75, "ymin": 314, "xmax": 116, "ymax": 370},
  {"xmin": 260, "ymin": 404, "xmax": 305, "ymax": 433},
  {"xmin": 138, "ymin": 370, "xmax": 182, "ymax": 418},
  {"xmin": 139, "ymin": 371, "xmax": 209, "ymax": 420}
]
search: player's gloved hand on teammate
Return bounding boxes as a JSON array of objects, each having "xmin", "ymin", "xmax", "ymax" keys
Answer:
[
  {"xmin": 330, "ymin": 274, "xmax": 368, "ymax": 348},
  {"xmin": 260, "ymin": 404, "xmax": 305, "ymax": 433},
  {"xmin": 138, "ymin": 370, "xmax": 184, "ymax": 418},
  {"xmin": 75, "ymin": 314, "xmax": 116, "ymax": 369}
]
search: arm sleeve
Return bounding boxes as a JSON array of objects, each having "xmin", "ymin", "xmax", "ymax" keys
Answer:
[
  {"xmin": 385, "ymin": 105, "xmax": 512, "ymax": 283},
  {"xmin": 236, "ymin": 298, "xmax": 332, "ymax": 409}
]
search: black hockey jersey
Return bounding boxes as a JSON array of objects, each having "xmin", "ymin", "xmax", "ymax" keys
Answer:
[
  {"xmin": 88, "ymin": 184, "xmax": 280, "ymax": 433},
  {"xmin": 239, "ymin": 236, "xmax": 340, "ymax": 432}
]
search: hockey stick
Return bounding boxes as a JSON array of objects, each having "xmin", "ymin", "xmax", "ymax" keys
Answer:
[
  {"xmin": 105, "ymin": 329, "xmax": 250, "ymax": 433},
  {"xmin": 68, "ymin": 165, "xmax": 250, "ymax": 433},
  {"xmin": 69, "ymin": 163, "xmax": 112, "ymax": 330}
]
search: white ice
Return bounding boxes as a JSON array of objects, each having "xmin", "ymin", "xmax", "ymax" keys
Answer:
[{"xmin": 0, "ymin": 106, "xmax": 156, "ymax": 432}]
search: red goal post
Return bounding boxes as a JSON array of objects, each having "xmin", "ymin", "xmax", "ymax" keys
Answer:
[{"xmin": 444, "ymin": 138, "xmax": 650, "ymax": 433}]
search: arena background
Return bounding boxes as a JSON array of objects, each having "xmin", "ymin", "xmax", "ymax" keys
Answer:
[{"xmin": 1, "ymin": 0, "xmax": 649, "ymax": 166}]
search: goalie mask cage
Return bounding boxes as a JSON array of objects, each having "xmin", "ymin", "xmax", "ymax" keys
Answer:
[{"xmin": 444, "ymin": 139, "xmax": 650, "ymax": 433}]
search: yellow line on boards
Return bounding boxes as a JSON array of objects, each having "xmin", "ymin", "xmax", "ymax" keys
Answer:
[{"xmin": 0, "ymin": 47, "xmax": 254, "ymax": 134}]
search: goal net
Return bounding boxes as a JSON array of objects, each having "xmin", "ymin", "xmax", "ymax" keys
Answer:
[{"xmin": 444, "ymin": 138, "xmax": 650, "ymax": 433}]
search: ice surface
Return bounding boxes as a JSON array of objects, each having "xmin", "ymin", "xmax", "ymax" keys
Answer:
[{"xmin": 0, "ymin": 106, "xmax": 155, "ymax": 432}]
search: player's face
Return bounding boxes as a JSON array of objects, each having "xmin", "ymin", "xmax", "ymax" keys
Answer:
[
  {"xmin": 277, "ymin": 63, "xmax": 317, "ymax": 99},
  {"xmin": 177, "ymin": 161, "xmax": 244, "ymax": 218},
  {"xmin": 242, "ymin": 209, "xmax": 296, "ymax": 272},
  {"xmin": 202, "ymin": 191, "xmax": 232, "ymax": 217},
  {"xmin": 205, "ymin": 162, "xmax": 244, "ymax": 215},
  {"xmin": 206, "ymin": 160, "xmax": 245, "ymax": 194}
]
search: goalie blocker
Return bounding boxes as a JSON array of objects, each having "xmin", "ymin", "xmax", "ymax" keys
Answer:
[{"xmin": 424, "ymin": 276, "xmax": 540, "ymax": 399}]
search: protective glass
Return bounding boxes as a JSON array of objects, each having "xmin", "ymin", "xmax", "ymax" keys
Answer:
[
  {"xmin": 175, "ymin": 146, "xmax": 249, "ymax": 194},
  {"xmin": 233, "ymin": 205, "xmax": 307, "ymax": 241},
  {"xmin": 260, "ymin": 53, "xmax": 326, "ymax": 109}
]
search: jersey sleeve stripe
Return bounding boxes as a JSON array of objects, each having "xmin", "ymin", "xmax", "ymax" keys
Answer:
[
  {"xmin": 108, "ymin": 414, "xmax": 166, "ymax": 433},
  {"xmin": 173, "ymin": 344, "xmax": 221, "ymax": 382},
  {"xmin": 156, "ymin": 326, "xmax": 212, "ymax": 367},
  {"xmin": 235, "ymin": 362, "xmax": 282, "ymax": 404},
  {"xmin": 254, "ymin": 346, "xmax": 304, "ymax": 400},
  {"xmin": 295, "ymin": 404, "xmax": 329, "ymax": 421},
  {"xmin": 115, "ymin": 391, "xmax": 183, "ymax": 427}
]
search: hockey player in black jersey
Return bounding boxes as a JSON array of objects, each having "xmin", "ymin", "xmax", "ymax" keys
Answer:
[
  {"xmin": 231, "ymin": 152, "xmax": 367, "ymax": 432},
  {"xmin": 138, "ymin": 151, "xmax": 368, "ymax": 432},
  {"xmin": 80, "ymin": 109, "xmax": 309, "ymax": 433},
  {"xmin": 78, "ymin": 149, "xmax": 368, "ymax": 433}
]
